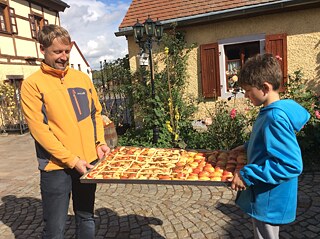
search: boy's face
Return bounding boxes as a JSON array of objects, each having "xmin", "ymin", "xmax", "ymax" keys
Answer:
[
  {"xmin": 242, "ymin": 85, "xmax": 268, "ymax": 107},
  {"xmin": 40, "ymin": 37, "xmax": 71, "ymax": 70}
]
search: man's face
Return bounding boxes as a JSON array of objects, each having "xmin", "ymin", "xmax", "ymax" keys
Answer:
[{"xmin": 40, "ymin": 38, "xmax": 71, "ymax": 70}]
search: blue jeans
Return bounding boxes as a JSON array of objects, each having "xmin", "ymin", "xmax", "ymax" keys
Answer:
[{"xmin": 40, "ymin": 168, "xmax": 96, "ymax": 239}]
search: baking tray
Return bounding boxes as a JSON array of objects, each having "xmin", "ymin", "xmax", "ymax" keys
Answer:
[
  {"xmin": 80, "ymin": 177, "xmax": 230, "ymax": 186},
  {"xmin": 80, "ymin": 146, "xmax": 244, "ymax": 186}
]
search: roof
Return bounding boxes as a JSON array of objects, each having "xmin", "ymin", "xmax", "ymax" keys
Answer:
[
  {"xmin": 30, "ymin": 0, "xmax": 70, "ymax": 12},
  {"xmin": 70, "ymin": 41, "xmax": 90, "ymax": 67},
  {"xmin": 117, "ymin": 0, "xmax": 320, "ymax": 36}
]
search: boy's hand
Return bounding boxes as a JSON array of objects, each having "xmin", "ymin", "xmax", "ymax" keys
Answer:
[{"xmin": 231, "ymin": 171, "xmax": 247, "ymax": 191}]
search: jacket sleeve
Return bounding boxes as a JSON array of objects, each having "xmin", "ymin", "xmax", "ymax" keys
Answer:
[
  {"xmin": 240, "ymin": 118, "xmax": 303, "ymax": 186},
  {"xmin": 89, "ymin": 80, "xmax": 106, "ymax": 147},
  {"xmin": 21, "ymin": 80, "xmax": 79, "ymax": 168}
]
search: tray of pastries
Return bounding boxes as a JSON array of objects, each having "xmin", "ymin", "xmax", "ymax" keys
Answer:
[{"xmin": 80, "ymin": 146, "xmax": 247, "ymax": 186}]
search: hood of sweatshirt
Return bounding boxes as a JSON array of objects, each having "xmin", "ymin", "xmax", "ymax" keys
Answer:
[{"xmin": 260, "ymin": 99, "xmax": 310, "ymax": 132}]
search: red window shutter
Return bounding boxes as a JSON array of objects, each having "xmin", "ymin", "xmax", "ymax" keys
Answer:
[
  {"xmin": 29, "ymin": 14, "xmax": 37, "ymax": 39},
  {"xmin": 265, "ymin": 33, "xmax": 287, "ymax": 91},
  {"xmin": 200, "ymin": 43, "xmax": 220, "ymax": 98}
]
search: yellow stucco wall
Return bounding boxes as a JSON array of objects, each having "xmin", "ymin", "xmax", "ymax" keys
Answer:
[
  {"xmin": 10, "ymin": 0, "xmax": 29, "ymax": 17},
  {"xmin": 15, "ymin": 39, "xmax": 38, "ymax": 57},
  {"xmin": 30, "ymin": 3, "xmax": 42, "ymax": 15},
  {"xmin": 16, "ymin": 17, "xmax": 32, "ymax": 39},
  {"xmin": 44, "ymin": 9, "xmax": 59, "ymax": 25},
  {"xmin": 128, "ymin": 7, "xmax": 320, "ymax": 119},
  {"xmin": 0, "ymin": 64, "xmax": 39, "ymax": 81},
  {"xmin": 0, "ymin": 37, "xmax": 15, "ymax": 55}
]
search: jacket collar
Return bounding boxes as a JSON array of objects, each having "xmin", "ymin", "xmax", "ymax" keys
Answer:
[{"xmin": 41, "ymin": 62, "xmax": 69, "ymax": 78}]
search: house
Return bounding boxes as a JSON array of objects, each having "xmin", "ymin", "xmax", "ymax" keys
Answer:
[
  {"xmin": 0, "ymin": 0, "xmax": 69, "ymax": 133},
  {"xmin": 116, "ymin": 0, "xmax": 320, "ymax": 117},
  {"xmin": 0, "ymin": 0, "xmax": 69, "ymax": 82},
  {"xmin": 69, "ymin": 41, "xmax": 93, "ymax": 80}
]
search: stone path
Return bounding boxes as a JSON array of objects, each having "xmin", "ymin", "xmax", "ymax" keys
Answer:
[{"xmin": 0, "ymin": 133, "xmax": 319, "ymax": 238}]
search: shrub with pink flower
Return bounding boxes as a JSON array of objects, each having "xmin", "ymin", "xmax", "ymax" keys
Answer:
[
  {"xmin": 280, "ymin": 69, "xmax": 320, "ymax": 169},
  {"xmin": 230, "ymin": 108, "xmax": 237, "ymax": 119}
]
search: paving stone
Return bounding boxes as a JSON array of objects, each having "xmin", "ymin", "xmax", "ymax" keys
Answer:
[{"xmin": 0, "ymin": 134, "xmax": 320, "ymax": 238}]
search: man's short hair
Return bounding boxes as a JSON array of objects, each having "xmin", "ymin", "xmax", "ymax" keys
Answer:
[
  {"xmin": 238, "ymin": 53, "xmax": 283, "ymax": 90},
  {"xmin": 38, "ymin": 24, "xmax": 71, "ymax": 48}
]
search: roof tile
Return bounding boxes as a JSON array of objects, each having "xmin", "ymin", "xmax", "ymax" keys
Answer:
[{"xmin": 119, "ymin": 0, "xmax": 279, "ymax": 29}]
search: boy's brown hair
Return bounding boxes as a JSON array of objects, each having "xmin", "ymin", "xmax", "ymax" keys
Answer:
[
  {"xmin": 38, "ymin": 24, "xmax": 71, "ymax": 48},
  {"xmin": 238, "ymin": 53, "xmax": 282, "ymax": 90}
]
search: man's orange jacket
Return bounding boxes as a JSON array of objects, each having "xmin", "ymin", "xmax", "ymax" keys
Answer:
[{"xmin": 21, "ymin": 62, "xmax": 106, "ymax": 171}]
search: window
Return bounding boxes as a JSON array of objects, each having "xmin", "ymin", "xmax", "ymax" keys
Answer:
[
  {"xmin": 200, "ymin": 33, "xmax": 287, "ymax": 99},
  {"xmin": 29, "ymin": 14, "xmax": 48, "ymax": 39},
  {"xmin": 78, "ymin": 64, "xmax": 81, "ymax": 71},
  {"xmin": 71, "ymin": 64, "xmax": 74, "ymax": 68},
  {"xmin": 9, "ymin": 8, "xmax": 17, "ymax": 33},
  {"xmin": 0, "ymin": 4, "xmax": 17, "ymax": 34},
  {"xmin": 225, "ymin": 41, "xmax": 260, "ymax": 91},
  {"xmin": 0, "ymin": 6, "xmax": 6, "ymax": 32}
]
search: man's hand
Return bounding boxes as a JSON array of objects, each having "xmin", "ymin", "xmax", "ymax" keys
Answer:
[
  {"xmin": 96, "ymin": 144, "xmax": 111, "ymax": 159},
  {"xmin": 74, "ymin": 158, "xmax": 93, "ymax": 175},
  {"xmin": 231, "ymin": 171, "xmax": 247, "ymax": 191}
]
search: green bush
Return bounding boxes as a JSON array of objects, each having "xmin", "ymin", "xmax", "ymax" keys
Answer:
[
  {"xmin": 281, "ymin": 70, "xmax": 320, "ymax": 170},
  {"xmin": 181, "ymin": 100, "xmax": 251, "ymax": 150},
  {"xmin": 119, "ymin": 26, "xmax": 198, "ymax": 148}
]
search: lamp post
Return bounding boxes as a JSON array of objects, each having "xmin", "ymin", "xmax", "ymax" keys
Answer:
[
  {"xmin": 133, "ymin": 16, "xmax": 163, "ymax": 144},
  {"xmin": 99, "ymin": 60, "xmax": 107, "ymax": 113}
]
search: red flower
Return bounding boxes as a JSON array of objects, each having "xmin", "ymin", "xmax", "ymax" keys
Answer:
[
  {"xmin": 230, "ymin": 108, "xmax": 237, "ymax": 119},
  {"xmin": 315, "ymin": 110, "xmax": 320, "ymax": 119}
]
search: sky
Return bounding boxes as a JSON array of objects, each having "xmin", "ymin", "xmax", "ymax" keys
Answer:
[{"xmin": 60, "ymin": 0, "xmax": 131, "ymax": 70}]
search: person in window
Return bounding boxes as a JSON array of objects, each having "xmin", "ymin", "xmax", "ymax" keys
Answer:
[
  {"xmin": 230, "ymin": 54, "xmax": 310, "ymax": 239},
  {"xmin": 21, "ymin": 24, "xmax": 110, "ymax": 239}
]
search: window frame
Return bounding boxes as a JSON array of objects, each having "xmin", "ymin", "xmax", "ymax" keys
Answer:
[
  {"xmin": 224, "ymin": 41, "xmax": 261, "ymax": 91},
  {"xmin": 9, "ymin": 7, "xmax": 17, "ymax": 34},
  {"xmin": 0, "ymin": 3, "xmax": 17, "ymax": 34},
  {"xmin": 0, "ymin": 5, "xmax": 7, "ymax": 32},
  {"xmin": 217, "ymin": 34, "xmax": 266, "ymax": 99},
  {"xmin": 200, "ymin": 33, "xmax": 287, "ymax": 99},
  {"xmin": 29, "ymin": 13, "xmax": 48, "ymax": 39}
]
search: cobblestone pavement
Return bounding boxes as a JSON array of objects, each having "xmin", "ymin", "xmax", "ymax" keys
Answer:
[{"xmin": 0, "ymin": 133, "xmax": 319, "ymax": 239}]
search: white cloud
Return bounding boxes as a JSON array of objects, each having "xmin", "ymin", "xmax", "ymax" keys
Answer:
[{"xmin": 60, "ymin": 0, "xmax": 131, "ymax": 70}]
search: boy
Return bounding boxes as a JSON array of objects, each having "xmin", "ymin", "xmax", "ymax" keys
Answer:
[{"xmin": 231, "ymin": 54, "xmax": 310, "ymax": 239}]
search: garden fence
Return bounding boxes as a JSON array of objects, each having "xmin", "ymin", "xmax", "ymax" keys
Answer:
[{"xmin": 96, "ymin": 57, "xmax": 133, "ymax": 134}]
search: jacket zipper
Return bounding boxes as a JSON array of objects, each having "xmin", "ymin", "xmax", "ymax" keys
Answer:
[{"xmin": 72, "ymin": 89, "xmax": 82, "ymax": 115}]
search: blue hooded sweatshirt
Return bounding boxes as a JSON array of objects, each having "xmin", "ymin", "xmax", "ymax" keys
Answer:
[{"xmin": 236, "ymin": 99, "xmax": 310, "ymax": 224}]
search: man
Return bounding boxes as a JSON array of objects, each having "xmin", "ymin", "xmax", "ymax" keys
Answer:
[{"xmin": 21, "ymin": 24, "xmax": 110, "ymax": 239}]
